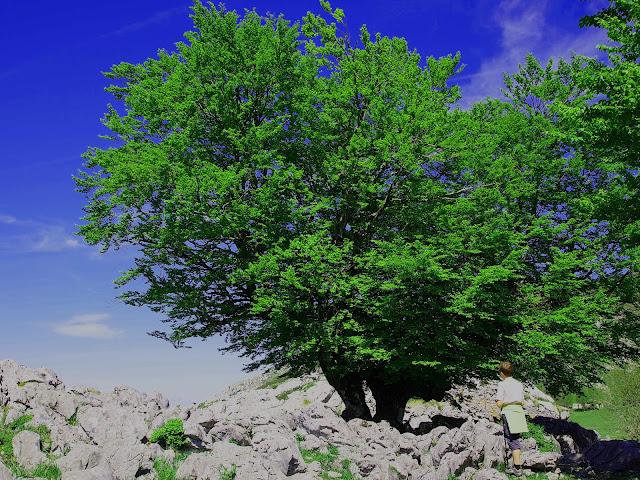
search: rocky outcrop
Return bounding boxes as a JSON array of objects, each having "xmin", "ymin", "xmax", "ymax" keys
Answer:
[
  {"xmin": 0, "ymin": 460, "xmax": 13, "ymax": 480},
  {"xmin": 0, "ymin": 358, "xmax": 613, "ymax": 479}
]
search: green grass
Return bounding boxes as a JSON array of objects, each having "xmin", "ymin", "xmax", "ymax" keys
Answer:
[
  {"xmin": 149, "ymin": 418, "xmax": 191, "ymax": 451},
  {"xmin": 153, "ymin": 458, "xmax": 177, "ymax": 480},
  {"xmin": 570, "ymin": 408, "xmax": 625, "ymax": 439},
  {"xmin": 67, "ymin": 409, "xmax": 78, "ymax": 426},
  {"xmin": 258, "ymin": 371, "xmax": 293, "ymax": 390},
  {"xmin": 276, "ymin": 381, "xmax": 316, "ymax": 401},
  {"xmin": 522, "ymin": 421, "xmax": 560, "ymax": 453},
  {"xmin": 153, "ymin": 449, "xmax": 196, "ymax": 480},
  {"xmin": 0, "ymin": 410, "xmax": 61, "ymax": 479},
  {"xmin": 219, "ymin": 464, "xmax": 237, "ymax": 480},
  {"xmin": 295, "ymin": 438, "xmax": 358, "ymax": 480},
  {"xmin": 196, "ymin": 399, "xmax": 217, "ymax": 409}
]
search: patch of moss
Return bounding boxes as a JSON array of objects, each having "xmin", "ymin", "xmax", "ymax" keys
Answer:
[
  {"xmin": 258, "ymin": 371, "xmax": 293, "ymax": 390},
  {"xmin": 17, "ymin": 380, "xmax": 41, "ymax": 388},
  {"xmin": 197, "ymin": 400, "xmax": 216, "ymax": 409},
  {"xmin": 276, "ymin": 381, "xmax": 316, "ymax": 401},
  {"xmin": 296, "ymin": 438, "xmax": 358, "ymax": 480}
]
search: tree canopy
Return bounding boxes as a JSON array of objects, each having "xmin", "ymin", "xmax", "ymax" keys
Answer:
[{"xmin": 76, "ymin": 0, "xmax": 640, "ymax": 429}]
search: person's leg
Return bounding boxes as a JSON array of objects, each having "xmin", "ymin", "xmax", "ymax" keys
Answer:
[
  {"xmin": 511, "ymin": 435, "xmax": 523, "ymax": 469},
  {"xmin": 501, "ymin": 415, "xmax": 511, "ymax": 464},
  {"xmin": 512, "ymin": 448, "xmax": 522, "ymax": 466}
]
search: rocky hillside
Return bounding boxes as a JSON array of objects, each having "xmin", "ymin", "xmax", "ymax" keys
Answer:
[{"xmin": 0, "ymin": 359, "xmax": 615, "ymax": 480}]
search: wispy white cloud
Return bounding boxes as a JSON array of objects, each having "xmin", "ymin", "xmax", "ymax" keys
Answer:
[
  {"xmin": 53, "ymin": 313, "xmax": 123, "ymax": 339},
  {"xmin": 99, "ymin": 6, "xmax": 186, "ymax": 39},
  {"xmin": 458, "ymin": 0, "xmax": 608, "ymax": 106},
  {"xmin": 0, "ymin": 214, "xmax": 83, "ymax": 253}
]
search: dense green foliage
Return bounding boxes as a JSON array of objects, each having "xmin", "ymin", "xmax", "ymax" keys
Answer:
[
  {"xmin": 556, "ymin": 363, "xmax": 640, "ymax": 440},
  {"xmin": 76, "ymin": 0, "xmax": 640, "ymax": 426},
  {"xmin": 149, "ymin": 418, "xmax": 191, "ymax": 451},
  {"xmin": 603, "ymin": 364, "xmax": 640, "ymax": 440}
]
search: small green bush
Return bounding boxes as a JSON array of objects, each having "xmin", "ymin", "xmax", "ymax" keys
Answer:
[
  {"xmin": 67, "ymin": 409, "xmax": 78, "ymax": 426},
  {"xmin": 154, "ymin": 458, "xmax": 177, "ymax": 480},
  {"xmin": 149, "ymin": 418, "xmax": 191, "ymax": 451},
  {"xmin": 219, "ymin": 464, "xmax": 237, "ymax": 480},
  {"xmin": 153, "ymin": 449, "xmax": 196, "ymax": 480},
  {"xmin": 523, "ymin": 422, "xmax": 559, "ymax": 453}
]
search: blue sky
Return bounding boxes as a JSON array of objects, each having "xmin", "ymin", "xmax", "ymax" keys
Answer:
[{"xmin": 0, "ymin": 0, "xmax": 607, "ymax": 405}]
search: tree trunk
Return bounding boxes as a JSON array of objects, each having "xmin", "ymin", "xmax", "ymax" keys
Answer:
[
  {"xmin": 322, "ymin": 368, "xmax": 372, "ymax": 421},
  {"xmin": 367, "ymin": 378, "xmax": 412, "ymax": 431}
]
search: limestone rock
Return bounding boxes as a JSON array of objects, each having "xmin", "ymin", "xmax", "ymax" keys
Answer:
[
  {"xmin": 12, "ymin": 430, "xmax": 46, "ymax": 471},
  {"xmin": 0, "ymin": 460, "xmax": 13, "ymax": 480},
  {"xmin": 523, "ymin": 451, "xmax": 562, "ymax": 471},
  {"xmin": 473, "ymin": 468, "xmax": 509, "ymax": 480},
  {"xmin": 56, "ymin": 444, "xmax": 103, "ymax": 472},
  {"xmin": 175, "ymin": 444, "xmax": 253, "ymax": 480},
  {"xmin": 62, "ymin": 464, "xmax": 115, "ymax": 480}
]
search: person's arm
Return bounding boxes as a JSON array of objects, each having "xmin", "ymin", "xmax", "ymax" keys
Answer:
[{"xmin": 495, "ymin": 383, "xmax": 504, "ymax": 408}]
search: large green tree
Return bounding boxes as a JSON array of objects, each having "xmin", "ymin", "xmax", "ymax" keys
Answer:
[{"xmin": 76, "ymin": 1, "xmax": 638, "ymax": 429}]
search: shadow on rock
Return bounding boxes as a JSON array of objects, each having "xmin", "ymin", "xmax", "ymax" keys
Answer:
[
  {"xmin": 532, "ymin": 416, "xmax": 640, "ymax": 477},
  {"xmin": 405, "ymin": 414, "xmax": 467, "ymax": 435}
]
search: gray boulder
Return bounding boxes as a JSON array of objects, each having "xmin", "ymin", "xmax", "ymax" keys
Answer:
[
  {"xmin": 523, "ymin": 451, "xmax": 562, "ymax": 471},
  {"xmin": 12, "ymin": 430, "xmax": 46, "ymax": 470},
  {"xmin": 56, "ymin": 444, "xmax": 102, "ymax": 472},
  {"xmin": 0, "ymin": 459, "xmax": 13, "ymax": 480},
  {"xmin": 251, "ymin": 428, "xmax": 306, "ymax": 476},
  {"xmin": 176, "ymin": 444, "xmax": 253, "ymax": 480},
  {"xmin": 101, "ymin": 443, "xmax": 155, "ymax": 480},
  {"xmin": 62, "ymin": 464, "xmax": 115, "ymax": 480},
  {"xmin": 473, "ymin": 468, "xmax": 509, "ymax": 480}
]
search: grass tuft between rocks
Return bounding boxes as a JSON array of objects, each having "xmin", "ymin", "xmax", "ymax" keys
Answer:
[
  {"xmin": 152, "ymin": 449, "xmax": 196, "ymax": 480},
  {"xmin": 0, "ymin": 408, "xmax": 62, "ymax": 479},
  {"xmin": 276, "ymin": 381, "xmax": 317, "ymax": 401},
  {"xmin": 295, "ymin": 435, "xmax": 358, "ymax": 480},
  {"xmin": 522, "ymin": 422, "xmax": 560, "ymax": 453},
  {"xmin": 219, "ymin": 463, "xmax": 237, "ymax": 479},
  {"xmin": 149, "ymin": 418, "xmax": 191, "ymax": 451},
  {"xmin": 258, "ymin": 370, "xmax": 294, "ymax": 390}
]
